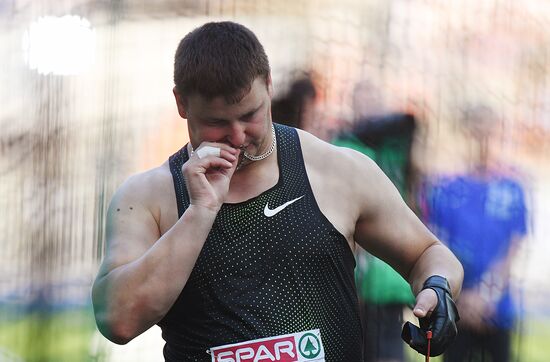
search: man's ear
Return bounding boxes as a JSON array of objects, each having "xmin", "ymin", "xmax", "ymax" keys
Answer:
[
  {"xmin": 266, "ymin": 74, "xmax": 273, "ymax": 99},
  {"xmin": 173, "ymin": 87, "xmax": 188, "ymax": 119}
]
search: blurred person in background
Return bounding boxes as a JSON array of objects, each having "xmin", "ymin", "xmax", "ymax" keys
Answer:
[
  {"xmin": 421, "ymin": 104, "xmax": 528, "ymax": 362},
  {"xmin": 271, "ymin": 73, "xmax": 317, "ymax": 131},
  {"xmin": 333, "ymin": 81, "xmax": 418, "ymax": 362},
  {"xmin": 91, "ymin": 21, "xmax": 463, "ymax": 361}
]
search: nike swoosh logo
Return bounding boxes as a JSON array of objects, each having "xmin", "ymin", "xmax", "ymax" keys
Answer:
[{"xmin": 264, "ymin": 195, "xmax": 305, "ymax": 217}]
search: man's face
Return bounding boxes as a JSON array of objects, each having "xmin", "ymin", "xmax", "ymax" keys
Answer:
[{"xmin": 176, "ymin": 76, "xmax": 273, "ymax": 156}]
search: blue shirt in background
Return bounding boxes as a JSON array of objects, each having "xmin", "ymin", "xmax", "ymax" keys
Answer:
[{"xmin": 425, "ymin": 174, "xmax": 527, "ymax": 328}]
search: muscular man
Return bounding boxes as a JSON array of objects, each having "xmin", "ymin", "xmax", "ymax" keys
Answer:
[{"xmin": 92, "ymin": 21, "xmax": 463, "ymax": 361}]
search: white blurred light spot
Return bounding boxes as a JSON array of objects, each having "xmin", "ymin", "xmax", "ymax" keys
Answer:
[{"xmin": 22, "ymin": 15, "xmax": 96, "ymax": 76}]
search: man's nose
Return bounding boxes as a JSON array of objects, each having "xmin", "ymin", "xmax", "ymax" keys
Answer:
[{"xmin": 226, "ymin": 122, "xmax": 246, "ymax": 147}]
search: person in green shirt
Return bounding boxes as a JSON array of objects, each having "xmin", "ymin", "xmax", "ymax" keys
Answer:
[{"xmin": 333, "ymin": 113, "xmax": 417, "ymax": 362}]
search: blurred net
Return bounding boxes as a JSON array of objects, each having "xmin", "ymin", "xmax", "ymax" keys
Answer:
[{"xmin": 1, "ymin": 0, "xmax": 549, "ymax": 361}]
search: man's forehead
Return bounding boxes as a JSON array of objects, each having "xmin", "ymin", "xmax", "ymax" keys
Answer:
[{"xmin": 189, "ymin": 79, "xmax": 266, "ymax": 114}]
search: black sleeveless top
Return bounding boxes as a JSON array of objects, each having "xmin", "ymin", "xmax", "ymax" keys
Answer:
[{"xmin": 160, "ymin": 124, "xmax": 362, "ymax": 361}]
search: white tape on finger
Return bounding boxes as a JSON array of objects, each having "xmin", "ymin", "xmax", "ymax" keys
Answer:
[{"xmin": 196, "ymin": 146, "xmax": 221, "ymax": 159}]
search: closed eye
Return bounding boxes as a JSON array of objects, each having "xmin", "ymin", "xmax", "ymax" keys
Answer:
[
  {"xmin": 241, "ymin": 112, "xmax": 255, "ymax": 122},
  {"xmin": 204, "ymin": 118, "xmax": 227, "ymax": 126}
]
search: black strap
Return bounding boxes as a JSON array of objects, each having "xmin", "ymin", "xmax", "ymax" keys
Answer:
[{"xmin": 169, "ymin": 148, "xmax": 188, "ymax": 218}]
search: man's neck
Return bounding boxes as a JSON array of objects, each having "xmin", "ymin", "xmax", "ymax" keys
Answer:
[{"xmin": 226, "ymin": 149, "xmax": 279, "ymax": 203}]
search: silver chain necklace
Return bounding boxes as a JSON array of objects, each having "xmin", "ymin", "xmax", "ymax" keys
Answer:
[{"xmin": 242, "ymin": 124, "xmax": 276, "ymax": 161}]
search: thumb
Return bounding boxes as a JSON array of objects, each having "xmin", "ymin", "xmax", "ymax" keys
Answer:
[{"xmin": 413, "ymin": 288, "xmax": 438, "ymax": 318}]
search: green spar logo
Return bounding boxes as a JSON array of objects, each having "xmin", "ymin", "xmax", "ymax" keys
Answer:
[{"xmin": 298, "ymin": 332, "xmax": 321, "ymax": 359}]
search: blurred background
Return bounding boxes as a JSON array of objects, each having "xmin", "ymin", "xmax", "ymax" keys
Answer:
[{"xmin": 1, "ymin": 0, "xmax": 549, "ymax": 361}]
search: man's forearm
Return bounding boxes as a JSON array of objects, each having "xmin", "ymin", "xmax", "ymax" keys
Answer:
[
  {"xmin": 408, "ymin": 242, "xmax": 464, "ymax": 298},
  {"xmin": 92, "ymin": 205, "xmax": 217, "ymax": 343}
]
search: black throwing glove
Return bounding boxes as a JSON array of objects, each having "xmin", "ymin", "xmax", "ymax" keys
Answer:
[{"xmin": 401, "ymin": 275, "xmax": 460, "ymax": 356}]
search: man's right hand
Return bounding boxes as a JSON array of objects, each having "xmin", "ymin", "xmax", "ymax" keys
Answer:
[{"xmin": 183, "ymin": 142, "xmax": 240, "ymax": 212}]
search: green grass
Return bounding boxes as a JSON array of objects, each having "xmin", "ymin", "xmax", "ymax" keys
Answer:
[
  {"xmin": 0, "ymin": 307, "xmax": 101, "ymax": 362},
  {"xmin": 1, "ymin": 308, "xmax": 549, "ymax": 361},
  {"xmin": 513, "ymin": 318, "xmax": 550, "ymax": 362},
  {"xmin": 404, "ymin": 317, "xmax": 550, "ymax": 362}
]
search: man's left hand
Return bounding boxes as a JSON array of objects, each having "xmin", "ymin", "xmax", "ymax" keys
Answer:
[{"xmin": 402, "ymin": 275, "xmax": 460, "ymax": 357}]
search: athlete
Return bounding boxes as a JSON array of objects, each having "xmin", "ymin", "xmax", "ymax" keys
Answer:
[{"xmin": 92, "ymin": 21, "xmax": 463, "ymax": 361}]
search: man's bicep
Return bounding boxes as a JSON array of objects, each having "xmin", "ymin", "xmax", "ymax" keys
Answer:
[
  {"xmin": 354, "ymin": 165, "xmax": 436, "ymax": 277},
  {"xmin": 98, "ymin": 188, "xmax": 161, "ymax": 278}
]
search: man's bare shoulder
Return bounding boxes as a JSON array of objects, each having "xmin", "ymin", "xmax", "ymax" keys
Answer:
[
  {"xmin": 117, "ymin": 161, "xmax": 172, "ymax": 195},
  {"xmin": 297, "ymin": 129, "xmax": 396, "ymax": 215},
  {"xmin": 296, "ymin": 129, "xmax": 391, "ymax": 244},
  {"xmin": 111, "ymin": 162, "xmax": 175, "ymax": 215},
  {"xmin": 297, "ymin": 128, "xmax": 379, "ymax": 177}
]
